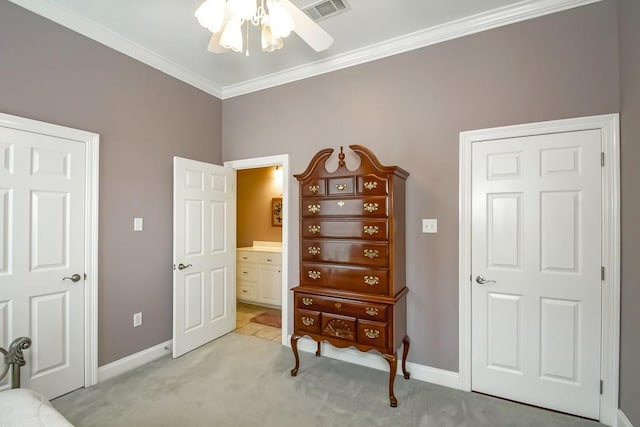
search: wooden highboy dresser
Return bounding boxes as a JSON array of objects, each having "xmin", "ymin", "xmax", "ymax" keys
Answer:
[{"xmin": 290, "ymin": 145, "xmax": 410, "ymax": 407}]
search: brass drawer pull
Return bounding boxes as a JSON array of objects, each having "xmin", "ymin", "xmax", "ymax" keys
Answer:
[
  {"xmin": 364, "ymin": 181, "xmax": 378, "ymax": 190},
  {"xmin": 308, "ymin": 204, "xmax": 320, "ymax": 214},
  {"xmin": 363, "ymin": 225, "xmax": 379, "ymax": 235},
  {"xmin": 363, "ymin": 249, "xmax": 379, "ymax": 259},
  {"xmin": 363, "ymin": 202, "xmax": 379, "ymax": 213},
  {"xmin": 302, "ymin": 297, "xmax": 313, "ymax": 306},
  {"xmin": 308, "ymin": 271, "xmax": 321, "ymax": 280},
  {"xmin": 308, "ymin": 184, "xmax": 320, "ymax": 194},
  {"xmin": 334, "ymin": 302, "xmax": 342, "ymax": 309},
  {"xmin": 364, "ymin": 275, "xmax": 379, "ymax": 286},
  {"xmin": 337, "ymin": 201, "xmax": 345, "ymax": 207},
  {"xmin": 364, "ymin": 328, "xmax": 380, "ymax": 339},
  {"xmin": 335, "ymin": 183, "xmax": 347, "ymax": 191},
  {"xmin": 365, "ymin": 307, "xmax": 379, "ymax": 316},
  {"xmin": 302, "ymin": 317, "xmax": 315, "ymax": 326},
  {"xmin": 308, "ymin": 225, "xmax": 321, "ymax": 234},
  {"xmin": 308, "ymin": 246, "xmax": 321, "ymax": 256}
]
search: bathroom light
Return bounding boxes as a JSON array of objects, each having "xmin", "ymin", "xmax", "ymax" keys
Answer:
[{"xmin": 274, "ymin": 165, "xmax": 283, "ymax": 195}]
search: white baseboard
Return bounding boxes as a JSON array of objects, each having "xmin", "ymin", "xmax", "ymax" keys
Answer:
[
  {"xmin": 290, "ymin": 335, "xmax": 461, "ymax": 390},
  {"xmin": 97, "ymin": 340, "xmax": 172, "ymax": 383},
  {"xmin": 618, "ymin": 410, "xmax": 634, "ymax": 427}
]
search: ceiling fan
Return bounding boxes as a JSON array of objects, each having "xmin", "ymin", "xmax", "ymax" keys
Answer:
[{"xmin": 195, "ymin": 0, "xmax": 334, "ymax": 55}]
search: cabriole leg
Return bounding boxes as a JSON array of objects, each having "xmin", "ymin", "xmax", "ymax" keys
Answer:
[
  {"xmin": 290, "ymin": 334, "xmax": 301, "ymax": 376},
  {"xmin": 402, "ymin": 335, "xmax": 411, "ymax": 379},
  {"xmin": 382, "ymin": 352, "xmax": 399, "ymax": 407}
]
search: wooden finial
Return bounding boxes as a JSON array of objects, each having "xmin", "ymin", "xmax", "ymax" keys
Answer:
[{"xmin": 338, "ymin": 146, "xmax": 346, "ymax": 168}]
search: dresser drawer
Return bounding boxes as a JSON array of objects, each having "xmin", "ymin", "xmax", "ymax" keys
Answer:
[
  {"xmin": 302, "ymin": 263, "xmax": 389, "ymax": 295},
  {"xmin": 357, "ymin": 320, "xmax": 388, "ymax": 348},
  {"xmin": 237, "ymin": 251, "xmax": 281, "ymax": 265},
  {"xmin": 327, "ymin": 177, "xmax": 355, "ymax": 196},
  {"xmin": 237, "ymin": 264, "xmax": 257, "ymax": 282},
  {"xmin": 357, "ymin": 175, "xmax": 388, "ymax": 196},
  {"xmin": 294, "ymin": 309, "xmax": 321, "ymax": 334},
  {"xmin": 321, "ymin": 313, "xmax": 356, "ymax": 341},
  {"xmin": 237, "ymin": 251, "xmax": 259, "ymax": 263},
  {"xmin": 302, "ymin": 219, "xmax": 388, "ymax": 240},
  {"xmin": 302, "ymin": 197, "xmax": 388, "ymax": 218},
  {"xmin": 296, "ymin": 293, "xmax": 387, "ymax": 322},
  {"xmin": 301, "ymin": 179, "xmax": 326, "ymax": 197},
  {"xmin": 302, "ymin": 240, "xmax": 389, "ymax": 267},
  {"xmin": 237, "ymin": 282, "xmax": 256, "ymax": 300},
  {"xmin": 253, "ymin": 252, "xmax": 281, "ymax": 265}
]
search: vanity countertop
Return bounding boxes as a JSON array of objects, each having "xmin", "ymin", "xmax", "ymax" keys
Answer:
[{"xmin": 237, "ymin": 241, "xmax": 282, "ymax": 253}]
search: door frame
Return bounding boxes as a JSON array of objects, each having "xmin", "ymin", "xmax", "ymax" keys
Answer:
[
  {"xmin": 224, "ymin": 155, "xmax": 290, "ymax": 346},
  {"xmin": 0, "ymin": 112, "xmax": 100, "ymax": 388},
  {"xmin": 458, "ymin": 114, "xmax": 620, "ymax": 425}
]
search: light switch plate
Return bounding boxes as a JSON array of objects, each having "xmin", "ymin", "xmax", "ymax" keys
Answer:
[
  {"xmin": 134, "ymin": 217, "xmax": 143, "ymax": 231},
  {"xmin": 422, "ymin": 219, "xmax": 437, "ymax": 233},
  {"xmin": 133, "ymin": 312, "xmax": 142, "ymax": 327}
]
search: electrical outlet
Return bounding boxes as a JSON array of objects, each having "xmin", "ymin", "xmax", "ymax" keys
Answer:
[
  {"xmin": 422, "ymin": 219, "xmax": 438, "ymax": 233},
  {"xmin": 133, "ymin": 312, "xmax": 142, "ymax": 327}
]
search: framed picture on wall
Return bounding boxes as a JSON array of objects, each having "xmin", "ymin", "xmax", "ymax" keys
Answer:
[{"xmin": 272, "ymin": 197, "xmax": 283, "ymax": 227}]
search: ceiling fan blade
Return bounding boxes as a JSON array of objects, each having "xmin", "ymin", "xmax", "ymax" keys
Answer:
[{"xmin": 280, "ymin": 0, "xmax": 334, "ymax": 52}]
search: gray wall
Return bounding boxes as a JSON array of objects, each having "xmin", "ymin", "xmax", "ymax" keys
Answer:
[
  {"xmin": 222, "ymin": 1, "xmax": 619, "ymax": 371},
  {"xmin": 0, "ymin": 1, "xmax": 222, "ymax": 365},
  {"xmin": 618, "ymin": 0, "xmax": 640, "ymax": 424},
  {"xmin": 1, "ymin": 0, "xmax": 634, "ymax": 415}
]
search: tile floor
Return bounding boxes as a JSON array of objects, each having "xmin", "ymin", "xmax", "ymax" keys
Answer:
[{"xmin": 235, "ymin": 302, "xmax": 282, "ymax": 342}]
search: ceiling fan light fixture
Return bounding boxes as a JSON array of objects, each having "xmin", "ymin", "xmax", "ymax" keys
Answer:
[
  {"xmin": 266, "ymin": 0, "xmax": 294, "ymax": 39},
  {"xmin": 195, "ymin": 0, "xmax": 332, "ymax": 55},
  {"xmin": 195, "ymin": 0, "xmax": 226, "ymax": 33},
  {"xmin": 261, "ymin": 23, "xmax": 283, "ymax": 52},
  {"xmin": 227, "ymin": 0, "xmax": 257, "ymax": 21},
  {"xmin": 220, "ymin": 19, "xmax": 243, "ymax": 53}
]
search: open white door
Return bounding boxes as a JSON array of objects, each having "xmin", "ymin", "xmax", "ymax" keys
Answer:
[{"xmin": 173, "ymin": 157, "xmax": 235, "ymax": 358}]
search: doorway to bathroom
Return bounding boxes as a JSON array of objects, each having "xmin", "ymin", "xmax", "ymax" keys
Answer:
[{"xmin": 225, "ymin": 155, "xmax": 290, "ymax": 345}]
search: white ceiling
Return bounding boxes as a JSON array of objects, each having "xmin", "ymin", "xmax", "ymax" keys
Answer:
[{"xmin": 10, "ymin": 0, "xmax": 600, "ymax": 98}]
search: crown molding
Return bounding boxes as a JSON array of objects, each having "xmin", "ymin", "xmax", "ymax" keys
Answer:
[
  {"xmin": 221, "ymin": 0, "xmax": 604, "ymax": 98},
  {"xmin": 9, "ymin": 0, "xmax": 603, "ymax": 100},
  {"xmin": 8, "ymin": 0, "xmax": 224, "ymax": 99}
]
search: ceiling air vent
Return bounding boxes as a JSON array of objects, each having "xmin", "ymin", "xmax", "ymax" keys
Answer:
[{"xmin": 302, "ymin": 0, "xmax": 350, "ymax": 22}]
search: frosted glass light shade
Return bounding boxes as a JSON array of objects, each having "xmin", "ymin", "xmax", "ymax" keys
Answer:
[
  {"xmin": 267, "ymin": 0, "xmax": 294, "ymax": 39},
  {"xmin": 261, "ymin": 24, "xmax": 283, "ymax": 52},
  {"xmin": 220, "ymin": 20, "xmax": 243, "ymax": 53},
  {"xmin": 228, "ymin": 0, "xmax": 257, "ymax": 20},
  {"xmin": 195, "ymin": 0, "xmax": 226, "ymax": 33}
]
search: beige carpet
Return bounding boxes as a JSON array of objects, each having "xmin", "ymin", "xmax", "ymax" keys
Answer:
[{"xmin": 52, "ymin": 333, "xmax": 603, "ymax": 427}]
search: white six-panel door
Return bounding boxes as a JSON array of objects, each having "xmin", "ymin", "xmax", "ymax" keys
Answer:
[
  {"xmin": 173, "ymin": 157, "xmax": 235, "ymax": 358},
  {"xmin": 0, "ymin": 125, "xmax": 86, "ymax": 398},
  {"xmin": 471, "ymin": 130, "xmax": 602, "ymax": 419}
]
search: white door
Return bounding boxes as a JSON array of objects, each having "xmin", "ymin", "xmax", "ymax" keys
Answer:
[
  {"xmin": 471, "ymin": 130, "xmax": 602, "ymax": 418},
  {"xmin": 0, "ymin": 125, "xmax": 86, "ymax": 399},
  {"xmin": 173, "ymin": 157, "xmax": 235, "ymax": 358}
]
